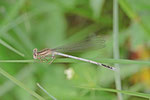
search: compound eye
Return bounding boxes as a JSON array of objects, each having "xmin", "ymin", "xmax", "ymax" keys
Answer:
[
  {"xmin": 33, "ymin": 53, "xmax": 37, "ymax": 59},
  {"xmin": 33, "ymin": 48, "xmax": 38, "ymax": 59}
]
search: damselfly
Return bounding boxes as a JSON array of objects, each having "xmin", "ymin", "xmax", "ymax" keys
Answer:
[{"xmin": 33, "ymin": 47, "xmax": 116, "ymax": 71}]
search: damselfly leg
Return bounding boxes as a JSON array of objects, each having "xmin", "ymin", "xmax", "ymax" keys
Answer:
[{"xmin": 48, "ymin": 52, "xmax": 56, "ymax": 64}]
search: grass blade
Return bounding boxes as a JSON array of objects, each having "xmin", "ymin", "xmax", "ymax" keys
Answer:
[
  {"xmin": 0, "ymin": 60, "xmax": 34, "ymax": 63},
  {"xmin": 0, "ymin": 59, "xmax": 150, "ymax": 65},
  {"xmin": 0, "ymin": 39, "xmax": 24, "ymax": 57},
  {"xmin": 37, "ymin": 83, "xmax": 57, "ymax": 100},
  {"xmin": 113, "ymin": 0, "xmax": 123, "ymax": 99},
  {"xmin": 0, "ymin": 67, "xmax": 45, "ymax": 100},
  {"xmin": 118, "ymin": 0, "xmax": 150, "ymax": 36},
  {"xmin": 75, "ymin": 86, "xmax": 150, "ymax": 99},
  {"xmin": 0, "ymin": 65, "xmax": 35, "ymax": 96}
]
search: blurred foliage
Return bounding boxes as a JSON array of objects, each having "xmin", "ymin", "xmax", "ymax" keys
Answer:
[{"xmin": 0, "ymin": 0, "xmax": 150, "ymax": 100}]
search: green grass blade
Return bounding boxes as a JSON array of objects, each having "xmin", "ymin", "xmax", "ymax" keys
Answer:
[
  {"xmin": 1, "ymin": 0, "xmax": 25, "ymax": 24},
  {"xmin": 118, "ymin": 0, "xmax": 150, "ymax": 36},
  {"xmin": 95, "ymin": 58, "xmax": 150, "ymax": 65},
  {"xmin": 37, "ymin": 83, "xmax": 57, "ymax": 100},
  {"xmin": 0, "ymin": 65, "xmax": 35, "ymax": 96},
  {"xmin": 0, "ymin": 59, "xmax": 150, "ymax": 65},
  {"xmin": 14, "ymin": 27, "xmax": 34, "ymax": 50},
  {"xmin": 0, "ymin": 60, "xmax": 34, "ymax": 63},
  {"xmin": 0, "ymin": 67, "xmax": 45, "ymax": 100},
  {"xmin": 113, "ymin": 0, "xmax": 123, "ymax": 99},
  {"xmin": 0, "ymin": 14, "xmax": 25, "ymax": 36},
  {"xmin": 0, "ymin": 39, "xmax": 24, "ymax": 57},
  {"xmin": 76, "ymin": 86, "xmax": 150, "ymax": 99}
]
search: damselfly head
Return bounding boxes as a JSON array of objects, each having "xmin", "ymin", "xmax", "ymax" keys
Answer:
[{"xmin": 33, "ymin": 48, "xmax": 38, "ymax": 59}]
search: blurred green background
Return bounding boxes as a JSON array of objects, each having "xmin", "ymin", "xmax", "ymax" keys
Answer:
[{"xmin": 0, "ymin": 0, "xmax": 150, "ymax": 100}]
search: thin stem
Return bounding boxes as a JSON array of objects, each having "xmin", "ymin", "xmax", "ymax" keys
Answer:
[
  {"xmin": 75, "ymin": 86, "xmax": 150, "ymax": 99},
  {"xmin": 118, "ymin": 0, "xmax": 150, "ymax": 36},
  {"xmin": 0, "ymin": 59, "xmax": 150, "ymax": 65},
  {"xmin": 0, "ymin": 67, "xmax": 45, "ymax": 100},
  {"xmin": 0, "ymin": 39, "xmax": 24, "ymax": 57},
  {"xmin": 37, "ymin": 83, "xmax": 57, "ymax": 100},
  {"xmin": 113, "ymin": 0, "xmax": 123, "ymax": 100},
  {"xmin": 0, "ymin": 60, "xmax": 34, "ymax": 63},
  {"xmin": 0, "ymin": 65, "xmax": 35, "ymax": 96}
]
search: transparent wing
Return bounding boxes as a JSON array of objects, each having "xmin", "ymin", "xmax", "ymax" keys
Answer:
[{"xmin": 52, "ymin": 36, "xmax": 105, "ymax": 52}]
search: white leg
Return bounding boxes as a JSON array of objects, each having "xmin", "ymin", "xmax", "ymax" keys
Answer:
[{"xmin": 48, "ymin": 52, "xmax": 55, "ymax": 64}]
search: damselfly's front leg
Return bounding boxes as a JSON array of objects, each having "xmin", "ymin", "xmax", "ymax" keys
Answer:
[
  {"xmin": 42, "ymin": 57, "xmax": 48, "ymax": 62},
  {"xmin": 37, "ymin": 56, "xmax": 48, "ymax": 63},
  {"xmin": 48, "ymin": 52, "xmax": 56, "ymax": 64}
]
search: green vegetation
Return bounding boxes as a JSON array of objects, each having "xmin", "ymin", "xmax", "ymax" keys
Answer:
[{"xmin": 0, "ymin": 0, "xmax": 150, "ymax": 100}]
